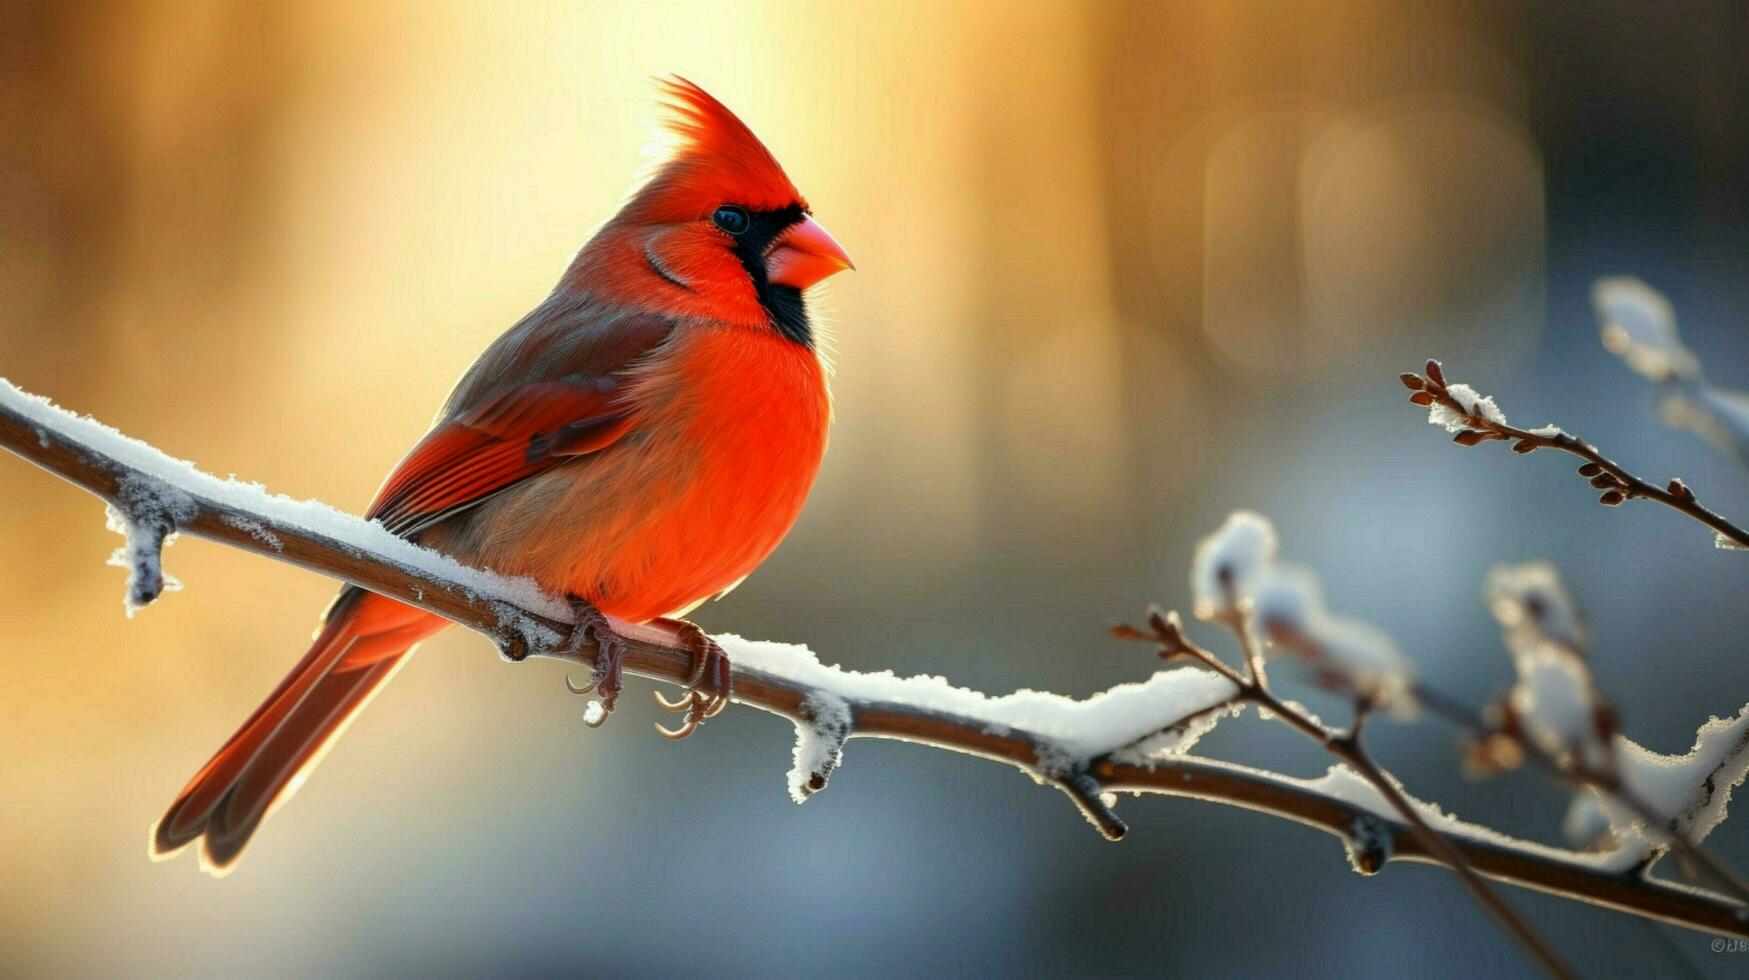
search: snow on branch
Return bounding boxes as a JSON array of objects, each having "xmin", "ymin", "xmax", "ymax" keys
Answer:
[
  {"xmin": 1444, "ymin": 558, "xmax": 1749, "ymax": 908},
  {"xmin": 1593, "ymin": 277, "xmax": 1749, "ymax": 467},
  {"xmin": 1402, "ymin": 359, "xmax": 1749, "ymax": 550},
  {"xmin": 1185, "ymin": 512, "xmax": 1416, "ymax": 713},
  {"xmin": 1594, "ymin": 277, "xmax": 1699, "ymax": 385},
  {"xmin": 2, "ymin": 377, "xmax": 1747, "ymax": 945},
  {"xmin": 1611, "ymin": 708, "xmax": 1749, "ymax": 851},
  {"xmin": 106, "ymin": 474, "xmax": 196, "ymax": 615}
]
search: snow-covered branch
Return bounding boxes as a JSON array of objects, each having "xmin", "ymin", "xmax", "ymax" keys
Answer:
[
  {"xmin": 2, "ymin": 378, "xmax": 1746, "ymax": 943},
  {"xmin": 1459, "ymin": 562, "xmax": 1749, "ymax": 906}
]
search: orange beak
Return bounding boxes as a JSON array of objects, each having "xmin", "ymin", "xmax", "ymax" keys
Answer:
[{"xmin": 765, "ymin": 216, "xmax": 854, "ymax": 290}]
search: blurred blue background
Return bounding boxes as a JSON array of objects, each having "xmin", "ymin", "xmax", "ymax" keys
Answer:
[{"xmin": 2, "ymin": 1, "xmax": 1747, "ymax": 976}]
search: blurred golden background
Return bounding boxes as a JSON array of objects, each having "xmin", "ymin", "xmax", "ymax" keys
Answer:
[{"xmin": 3, "ymin": 1, "xmax": 1747, "ymax": 976}]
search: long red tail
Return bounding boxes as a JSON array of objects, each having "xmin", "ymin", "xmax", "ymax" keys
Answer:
[{"xmin": 151, "ymin": 588, "xmax": 448, "ymax": 873}]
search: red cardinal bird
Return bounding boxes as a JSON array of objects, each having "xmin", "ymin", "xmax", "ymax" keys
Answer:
[{"xmin": 151, "ymin": 79, "xmax": 851, "ymax": 873}]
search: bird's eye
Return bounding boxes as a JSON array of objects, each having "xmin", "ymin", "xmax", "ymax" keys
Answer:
[{"xmin": 711, "ymin": 205, "xmax": 751, "ymax": 235}]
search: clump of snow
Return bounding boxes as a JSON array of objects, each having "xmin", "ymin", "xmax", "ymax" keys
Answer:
[
  {"xmin": 104, "ymin": 473, "xmax": 197, "ymax": 616},
  {"xmin": 1536, "ymin": 706, "xmax": 1749, "ymax": 874},
  {"xmin": 1190, "ymin": 511, "xmax": 1277, "ymax": 620},
  {"xmin": 1185, "ymin": 512, "xmax": 1415, "ymax": 712},
  {"xmin": 1249, "ymin": 567, "xmax": 1314, "ymax": 631},
  {"xmin": 789, "ymin": 692, "xmax": 852, "ymax": 803},
  {"xmin": 1486, "ymin": 561, "xmax": 1587, "ymax": 657},
  {"xmin": 717, "ymin": 635, "xmax": 1239, "ymax": 764},
  {"xmin": 1604, "ymin": 705, "xmax": 1749, "ymax": 847},
  {"xmin": 1428, "ymin": 382, "xmax": 1506, "ymax": 433},
  {"xmin": 105, "ymin": 504, "xmax": 180, "ymax": 615},
  {"xmin": 1344, "ymin": 812, "xmax": 1392, "ymax": 876},
  {"xmin": 1250, "ymin": 565, "xmax": 1415, "ymax": 714},
  {"xmin": 1592, "ymin": 277, "xmax": 1697, "ymax": 382},
  {"xmin": 1110, "ymin": 701, "xmax": 1245, "ymax": 764},
  {"xmin": 489, "ymin": 601, "xmax": 566, "ymax": 661},
  {"xmin": 1562, "ymin": 791, "xmax": 1612, "ymax": 850},
  {"xmin": 1508, "ymin": 644, "xmax": 1605, "ymax": 767},
  {"xmin": 1487, "ymin": 562, "xmax": 1608, "ymax": 767}
]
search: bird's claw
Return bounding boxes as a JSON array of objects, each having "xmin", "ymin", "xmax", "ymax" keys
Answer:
[
  {"xmin": 651, "ymin": 619, "xmax": 731, "ymax": 740},
  {"xmin": 562, "ymin": 595, "xmax": 625, "ymax": 728}
]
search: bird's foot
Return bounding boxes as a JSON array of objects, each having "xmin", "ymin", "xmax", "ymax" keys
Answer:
[
  {"xmin": 650, "ymin": 618, "xmax": 732, "ymax": 740},
  {"xmin": 561, "ymin": 596, "xmax": 626, "ymax": 727}
]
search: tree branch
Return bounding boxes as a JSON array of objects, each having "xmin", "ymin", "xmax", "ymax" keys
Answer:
[
  {"xmin": 1403, "ymin": 360, "xmax": 1749, "ymax": 549},
  {"xmin": 2, "ymin": 378, "xmax": 1745, "ymax": 940}
]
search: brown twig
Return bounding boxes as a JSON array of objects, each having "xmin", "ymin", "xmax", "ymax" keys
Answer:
[
  {"xmin": 1336, "ymin": 730, "xmax": 1573, "ymax": 979},
  {"xmin": 1403, "ymin": 359, "xmax": 1749, "ymax": 549},
  {"xmin": 1, "ymin": 383, "xmax": 1746, "ymax": 941},
  {"xmin": 1118, "ymin": 611, "xmax": 1576, "ymax": 979}
]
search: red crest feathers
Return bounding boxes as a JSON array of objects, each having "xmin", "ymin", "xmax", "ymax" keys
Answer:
[{"xmin": 630, "ymin": 77, "xmax": 805, "ymax": 219}]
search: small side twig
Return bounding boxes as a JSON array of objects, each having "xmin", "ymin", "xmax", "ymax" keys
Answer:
[
  {"xmin": 1054, "ymin": 766, "xmax": 1128, "ymax": 841},
  {"xmin": 1116, "ymin": 610, "xmax": 1576, "ymax": 979},
  {"xmin": 1402, "ymin": 360, "xmax": 1749, "ymax": 550}
]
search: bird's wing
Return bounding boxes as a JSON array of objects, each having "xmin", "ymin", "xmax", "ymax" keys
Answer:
[{"xmin": 367, "ymin": 307, "xmax": 675, "ymax": 537}]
